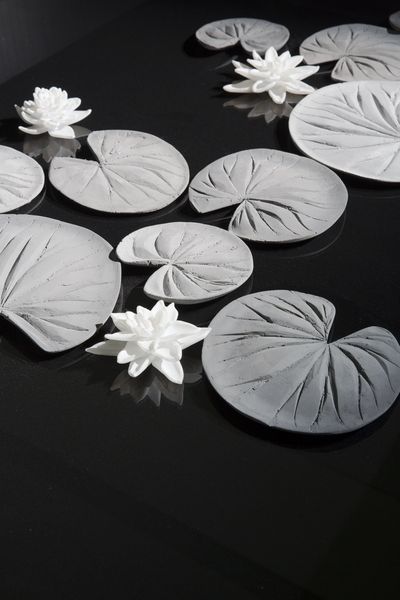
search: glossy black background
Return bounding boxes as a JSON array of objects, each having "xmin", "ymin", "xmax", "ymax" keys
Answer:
[{"xmin": 0, "ymin": 1, "xmax": 400, "ymax": 598}]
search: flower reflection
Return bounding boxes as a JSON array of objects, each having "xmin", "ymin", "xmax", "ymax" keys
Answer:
[
  {"xmin": 224, "ymin": 92, "xmax": 299, "ymax": 124},
  {"xmin": 110, "ymin": 355, "xmax": 203, "ymax": 407},
  {"xmin": 23, "ymin": 126, "xmax": 90, "ymax": 163}
]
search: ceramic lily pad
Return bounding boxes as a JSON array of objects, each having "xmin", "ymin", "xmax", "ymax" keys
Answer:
[
  {"xmin": 0, "ymin": 146, "xmax": 44, "ymax": 213},
  {"xmin": 116, "ymin": 222, "xmax": 253, "ymax": 304},
  {"xmin": 196, "ymin": 18, "xmax": 289, "ymax": 54},
  {"xmin": 189, "ymin": 149, "xmax": 347, "ymax": 243},
  {"xmin": 0, "ymin": 214, "xmax": 121, "ymax": 352},
  {"xmin": 289, "ymin": 81, "xmax": 400, "ymax": 182},
  {"xmin": 202, "ymin": 290, "xmax": 400, "ymax": 434},
  {"xmin": 389, "ymin": 11, "xmax": 400, "ymax": 31},
  {"xmin": 300, "ymin": 24, "xmax": 400, "ymax": 81},
  {"xmin": 49, "ymin": 130, "xmax": 189, "ymax": 214}
]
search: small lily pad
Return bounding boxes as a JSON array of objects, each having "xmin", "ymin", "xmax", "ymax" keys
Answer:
[
  {"xmin": 300, "ymin": 24, "xmax": 400, "ymax": 81},
  {"xmin": 116, "ymin": 222, "xmax": 253, "ymax": 304},
  {"xmin": 196, "ymin": 18, "xmax": 289, "ymax": 54},
  {"xmin": 49, "ymin": 130, "xmax": 189, "ymax": 214},
  {"xmin": 189, "ymin": 149, "xmax": 347, "ymax": 243}
]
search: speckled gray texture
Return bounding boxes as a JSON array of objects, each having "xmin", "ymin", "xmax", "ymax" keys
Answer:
[
  {"xmin": 49, "ymin": 130, "xmax": 189, "ymax": 214},
  {"xmin": 196, "ymin": 18, "xmax": 289, "ymax": 54},
  {"xmin": 202, "ymin": 290, "xmax": 400, "ymax": 434},
  {"xmin": 0, "ymin": 214, "xmax": 121, "ymax": 352},
  {"xmin": 289, "ymin": 81, "xmax": 400, "ymax": 183},
  {"xmin": 116, "ymin": 222, "xmax": 253, "ymax": 304},
  {"xmin": 189, "ymin": 149, "xmax": 347, "ymax": 243}
]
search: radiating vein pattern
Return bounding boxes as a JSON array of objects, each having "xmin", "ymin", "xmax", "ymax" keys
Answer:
[
  {"xmin": 49, "ymin": 130, "xmax": 189, "ymax": 213},
  {"xmin": 189, "ymin": 149, "xmax": 347, "ymax": 243},
  {"xmin": 195, "ymin": 18, "xmax": 289, "ymax": 53},
  {"xmin": 289, "ymin": 81, "xmax": 400, "ymax": 182},
  {"xmin": 202, "ymin": 290, "xmax": 400, "ymax": 434},
  {"xmin": 0, "ymin": 146, "xmax": 44, "ymax": 213},
  {"xmin": 0, "ymin": 215, "xmax": 121, "ymax": 352},
  {"xmin": 300, "ymin": 24, "xmax": 400, "ymax": 81},
  {"xmin": 116, "ymin": 222, "xmax": 253, "ymax": 304}
]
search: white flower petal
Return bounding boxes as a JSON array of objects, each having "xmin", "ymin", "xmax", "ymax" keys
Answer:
[
  {"xmin": 67, "ymin": 97, "xmax": 82, "ymax": 110},
  {"xmin": 152, "ymin": 358, "xmax": 184, "ymax": 384},
  {"xmin": 268, "ymin": 85, "xmax": 287, "ymax": 104},
  {"xmin": 49, "ymin": 125, "xmax": 75, "ymax": 139},
  {"xmin": 86, "ymin": 340, "xmax": 123, "ymax": 356},
  {"xmin": 111, "ymin": 312, "xmax": 133, "ymax": 332},
  {"xmin": 285, "ymin": 81, "xmax": 315, "ymax": 95},
  {"xmin": 63, "ymin": 109, "xmax": 92, "ymax": 126},
  {"xmin": 105, "ymin": 332, "xmax": 135, "ymax": 342},
  {"xmin": 224, "ymin": 81, "xmax": 253, "ymax": 94},
  {"xmin": 128, "ymin": 357, "xmax": 151, "ymax": 378},
  {"xmin": 18, "ymin": 125, "xmax": 48, "ymax": 135},
  {"xmin": 155, "ymin": 342, "xmax": 182, "ymax": 361},
  {"xmin": 265, "ymin": 46, "xmax": 278, "ymax": 61},
  {"xmin": 253, "ymin": 80, "xmax": 274, "ymax": 93},
  {"xmin": 288, "ymin": 55, "xmax": 304, "ymax": 68}
]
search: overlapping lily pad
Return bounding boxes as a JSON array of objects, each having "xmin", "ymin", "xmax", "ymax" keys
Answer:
[
  {"xmin": 189, "ymin": 149, "xmax": 347, "ymax": 243},
  {"xmin": 0, "ymin": 214, "xmax": 121, "ymax": 352},
  {"xmin": 0, "ymin": 146, "xmax": 44, "ymax": 213},
  {"xmin": 300, "ymin": 24, "xmax": 400, "ymax": 81},
  {"xmin": 49, "ymin": 130, "xmax": 189, "ymax": 214},
  {"xmin": 196, "ymin": 18, "xmax": 289, "ymax": 53},
  {"xmin": 116, "ymin": 222, "xmax": 253, "ymax": 304},
  {"xmin": 289, "ymin": 81, "xmax": 400, "ymax": 182},
  {"xmin": 389, "ymin": 11, "xmax": 400, "ymax": 31},
  {"xmin": 202, "ymin": 290, "xmax": 400, "ymax": 434}
]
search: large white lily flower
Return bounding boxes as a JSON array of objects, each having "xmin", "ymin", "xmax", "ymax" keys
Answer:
[
  {"xmin": 86, "ymin": 301, "xmax": 211, "ymax": 384},
  {"xmin": 223, "ymin": 47, "xmax": 319, "ymax": 104},
  {"xmin": 15, "ymin": 86, "xmax": 91, "ymax": 139}
]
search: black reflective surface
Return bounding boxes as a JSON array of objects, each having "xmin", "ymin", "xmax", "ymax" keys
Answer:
[{"xmin": 1, "ymin": 1, "xmax": 400, "ymax": 598}]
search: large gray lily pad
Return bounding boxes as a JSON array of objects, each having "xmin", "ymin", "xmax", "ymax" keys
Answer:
[
  {"xmin": 202, "ymin": 290, "xmax": 400, "ymax": 434},
  {"xmin": 116, "ymin": 222, "xmax": 253, "ymax": 304},
  {"xmin": 0, "ymin": 146, "xmax": 44, "ymax": 213},
  {"xmin": 196, "ymin": 18, "xmax": 289, "ymax": 54},
  {"xmin": 300, "ymin": 24, "xmax": 400, "ymax": 81},
  {"xmin": 0, "ymin": 214, "xmax": 121, "ymax": 352},
  {"xmin": 49, "ymin": 130, "xmax": 189, "ymax": 214},
  {"xmin": 289, "ymin": 81, "xmax": 400, "ymax": 182},
  {"xmin": 189, "ymin": 149, "xmax": 347, "ymax": 243}
]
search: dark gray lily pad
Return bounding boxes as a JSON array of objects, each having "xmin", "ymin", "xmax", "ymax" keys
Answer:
[
  {"xmin": 289, "ymin": 81, "xmax": 400, "ymax": 182},
  {"xmin": 116, "ymin": 222, "xmax": 253, "ymax": 304},
  {"xmin": 49, "ymin": 130, "xmax": 189, "ymax": 214},
  {"xmin": 202, "ymin": 290, "xmax": 400, "ymax": 434},
  {"xmin": 189, "ymin": 149, "xmax": 347, "ymax": 243},
  {"xmin": 0, "ymin": 145, "xmax": 44, "ymax": 213},
  {"xmin": 300, "ymin": 24, "xmax": 400, "ymax": 81},
  {"xmin": 196, "ymin": 18, "xmax": 289, "ymax": 54},
  {"xmin": 0, "ymin": 214, "xmax": 121, "ymax": 352},
  {"xmin": 389, "ymin": 11, "xmax": 400, "ymax": 31}
]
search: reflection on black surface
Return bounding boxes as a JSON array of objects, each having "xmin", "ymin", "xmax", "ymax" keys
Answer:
[
  {"xmin": 110, "ymin": 356, "xmax": 203, "ymax": 407},
  {"xmin": 22, "ymin": 126, "xmax": 90, "ymax": 163},
  {"xmin": 224, "ymin": 92, "xmax": 298, "ymax": 124}
]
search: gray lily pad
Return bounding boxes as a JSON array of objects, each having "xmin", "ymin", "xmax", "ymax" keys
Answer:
[
  {"xmin": 49, "ymin": 130, "xmax": 189, "ymax": 214},
  {"xmin": 202, "ymin": 290, "xmax": 400, "ymax": 435},
  {"xmin": 189, "ymin": 149, "xmax": 347, "ymax": 243},
  {"xmin": 0, "ymin": 146, "xmax": 44, "ymax": 213},
  {"xmin": 289, "ymin": 81, "xmax": 400, "ymax": 182},
  {"xmin": 116, "ymin": 222, "xmax": 253, "ymax": 304},
  {"xmin": 195, "ymin": 18, "xmax": 289, "ymax": 54},
  {"xmin": 389, "ymin": 11, "xmax": 400, "ymax": 31},
  {"xmin": 0, "ymin": 214, "xmax": 121, "ymax": 352},
  {"xmin": 300, "ymin": 24, "xmax": 400, "ymax": 81}
]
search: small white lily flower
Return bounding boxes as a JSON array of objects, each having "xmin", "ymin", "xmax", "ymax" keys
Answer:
[
  {"xmin": 86, "ymin": 301, "xmax": 211, "ymax": 384},
  {"xmin": 15, "ymin": 86, "xmax": 91, "ymax": 138},
  {"xmin": 223, "ymin": 47, "xmax": 319, "ymax": 104}
]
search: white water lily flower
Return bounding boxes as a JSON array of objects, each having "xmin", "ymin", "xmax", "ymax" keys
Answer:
[
  {"xmin": 86, "ymin": 301, "xmax": 211, "ymax": 384},
  {"xmin": 15, "ymin": 87, "xmax": 91, "ymax": 138},
  {"xmin": 223, "ymin": 47, "xmax": 319, "ymax": 104}
]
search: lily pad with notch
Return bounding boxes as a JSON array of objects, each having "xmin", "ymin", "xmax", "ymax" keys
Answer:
[{"xmin": 202, "ymin": 290, "xmax": 400, "ymax": 434}]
